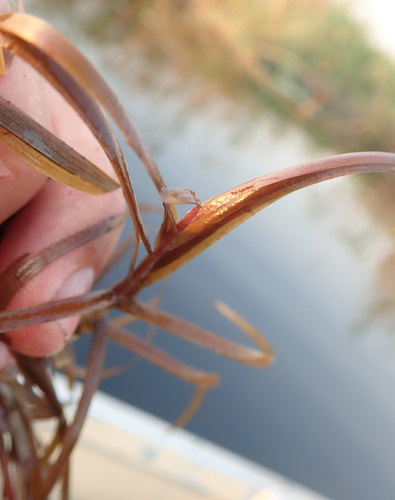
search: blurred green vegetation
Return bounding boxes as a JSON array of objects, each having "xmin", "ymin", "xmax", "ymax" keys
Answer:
[{"xmin": 32, "ymin": 0, "xmax": 395, "ymax": 153}]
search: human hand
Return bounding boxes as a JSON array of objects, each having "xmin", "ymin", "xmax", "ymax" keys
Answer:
[{"xmin": 0, "ymin": 0, "xmax": 125, "ymax": 367}]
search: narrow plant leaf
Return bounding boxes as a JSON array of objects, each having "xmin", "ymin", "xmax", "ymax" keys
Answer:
[
  {"xmin": 123, "ymin": 300, "xmax": 270, "ymax": 367},
  {"xmin": 140, "ymin": 151, "xmax": 395, "ymax": 287},
  {"xmin": 0, "ymin": 435, "xmax": 13, "ymax": 500},
  {"xmin": 0, "ymin": 13, "xmax": 166, "ymax": 193},
  {"xmin": 0, "ymin": 371, "xmax": 53, "ymax": 420},
  {"xmin": 100, "ymin": 233, "xmax": 135, "ymax": 278},
  {"xmin": 109, "ymin": 313, "xmax": 137, "ymax": 329},
  {"xmin": 0, "ymin": 46, "xmax": 6, "ymax": 75},
  {"xmin": 36, "ymin": 319, "xmax": 106, "ymax": 500},
  {"xmin": 0, "ymin": 95, "xmax": 119, "ymax": 194},
  {"xmin": 0, "ymin": 289, "xmax": 116, "ymax": 334},
  {"xmin": 14, "ymin": 356, "xmax": 64, "ymax": 421},
  {"xmin": 0, "ymin": 254, "xmax": 29, "ymax": 295},
  {"xmin": 107, "ymin": 324, "xmax": 219, "ymax": 387},
  {"xmin": 61, "ymin": 466, "xmax": 69, "ymax": 500},
  {"xmin": 102, "ymin": 197, "xmax": 167, "ymax": 277},
  {"xmin": 59, "ymin": 363, "xmax": 128, "ymax": 380},
  {"xmin": 110, "ymin": 292, "xmax": 163, "ymax": 328},
  {"xmin": 154, "ymin": 203, "xmax": 179, "ymax": 250},
  {"xmin": 0, "ymin": 12, "xmax": 172, "ymax": 252},
  {"xmin": 13, "ymin": 356, "xmax": 68, "ymax": 475},
  {"xmin": 98, "ymin": 362, "xmax": 136, "ymax": 380},
  {"xmin": 0, "ymin": 212, "xmax": 126, "ymax": 309},
  {"xmin": 55, "ymin": 343, "xmax": 137, "ymax": 380},
  {"xmin": 0, "ymin": 383, "xmax": 37, "ymax": 474},
  {"xmin": 215, "ymin": 300, "xmax": 274, "ymax": 367},
  {"xmin": 172, "ymin": 386, "xmax": 208, "ymax": 429}
]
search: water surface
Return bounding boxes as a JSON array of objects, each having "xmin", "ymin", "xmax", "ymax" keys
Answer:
[{"xmin": 25, "ymin": 3, "xmax": 395, "ymax": 499}]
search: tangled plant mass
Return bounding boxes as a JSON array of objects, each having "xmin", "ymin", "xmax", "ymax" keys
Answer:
[{"xmin": 0, "ymin": 11, "xmax": 394, "ymax": 500}]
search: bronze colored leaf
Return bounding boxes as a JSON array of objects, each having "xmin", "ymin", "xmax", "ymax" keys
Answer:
[
  {"xmin": 0, "ymin": 290, "xmax": 115, "ymax": 334},
  {"xmin": 0, "ymin": 12, "xmax": 173, "ymax": 253},
  {"xmin": 141, "ymin": 152, "xmax": 395, "ymax": 287},
  {"xmin": 124, "ymin": 299, "xmax": 270, "ymax": 367},
  {"xmin": 215, "ymin": 300, "xmax": 274, "ymax": 367},
  {"xmin": 0, "ymin": 12, "xmax": 166, "ymax": 193},
  {"xmin": 0, "ymin": 46, "xmax": 6, "ymax": 75},
  {"xmin": 0, "ymin": 212, "xmax": 126, "ymax": 309},
  {"xmin": 172, "ymin": 386, "xmax": 209, "ymax": 429},
  {"xmin": 0, "ymin": 95, "xmax": 119, "ymax": 194},
  {"xmin": 0, "ymin": 12, "xmax": 151, "ymax": 253},
  {"xmin": 107, "ymin": 324, "xmax": 219, "ymax": 387}
]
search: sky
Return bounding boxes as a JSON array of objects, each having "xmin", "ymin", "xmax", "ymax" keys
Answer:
[{"xmin": 352, "ymin": 0, "xmax": 395, "ymax": 59}]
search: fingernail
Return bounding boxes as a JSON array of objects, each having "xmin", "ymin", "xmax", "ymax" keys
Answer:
[
  {"xmin": 0, "ymin": 0, "xmax": 21, "ymax": 74},
  {"xmin": 54, "ymin": 267, "xmax": 95, "ymax": 340}
]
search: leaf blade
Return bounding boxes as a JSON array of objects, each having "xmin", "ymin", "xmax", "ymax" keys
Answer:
[
  {"xmin": 125, "ymin": 300, "xmax": 271, "ymax": 367},
  {"xmin": 0, "ymin": 290, "xmax": 115, "ymax": 334},
  {"xmin": 0, "ymin": 12, "xmax": 166, "ymax": 193},
  {"xmin": 0, "ymin": 12, "xmax": 152, "ymax": 254},
  {"xmin": 142, "ymin": 151, "xmax": 395, "ymax": 286},
  {"xmin": 0, "ymin": 212, "xmax": 126, "ymax": 309},
  {"xmin": 0, "ymin": 95, "xmax": 119, "ymax": 194},
  {"xmin": 107, "ymin": 324, "xmax": 219, "ymax": 387}
]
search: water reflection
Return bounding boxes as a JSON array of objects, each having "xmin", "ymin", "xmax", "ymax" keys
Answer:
[
  {"xmin": 24, "ymin": 2, "xmax": 395, "ymax": 500},
  {"xmin": 28, "ymin": 0, "xmax": 395, "ymax": 154}
]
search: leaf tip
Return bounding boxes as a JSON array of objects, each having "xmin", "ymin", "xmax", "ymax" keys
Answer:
[{"xmin": 160, "ymin": 187, "xmax": 202, "ymax": 207}]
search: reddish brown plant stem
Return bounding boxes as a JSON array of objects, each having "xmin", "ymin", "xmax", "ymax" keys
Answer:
[
  {"xmin": 0, "ymin": 290, "xmax": 116, "ymax": 333},
  {"xmin": 35, "ymin": 319, "xmax": 107, "ymax": 500}
]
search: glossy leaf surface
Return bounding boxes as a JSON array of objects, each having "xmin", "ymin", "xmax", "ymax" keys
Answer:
[
  {"xmin": 0, "ymin": 95, "xmax": 119, "ymax": 194},
  {"xmin": 141, "ymin": 152, "xmax": 395, "ymax": 286}
]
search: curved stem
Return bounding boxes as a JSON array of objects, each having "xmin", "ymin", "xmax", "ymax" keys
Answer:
[{"xmin": 0, "ymin": 290, "xmax": 116, "ymax": 333}]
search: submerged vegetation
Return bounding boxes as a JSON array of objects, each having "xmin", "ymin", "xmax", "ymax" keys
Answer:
[{"xmin": 1, "ymin": 3, "xmax": 395, "ymax": 499}]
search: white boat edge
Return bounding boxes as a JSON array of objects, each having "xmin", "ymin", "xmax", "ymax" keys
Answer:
[{"xmin": 50, "ymin": 373, "xmax": 332, "ymax": 500}]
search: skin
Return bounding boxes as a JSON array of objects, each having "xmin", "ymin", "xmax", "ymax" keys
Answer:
[{"xmin": 0, "ymin": 0, "xmax": 125, "ymax": 366}]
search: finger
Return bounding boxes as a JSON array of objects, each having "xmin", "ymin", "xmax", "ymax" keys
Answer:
[
  {"xmin": 0, "ymin": 0, "xmax": 51, "ymax": 223},
  {"xmin": 0, "ymin": 82, "xmax": 126, "ymax": 358}
]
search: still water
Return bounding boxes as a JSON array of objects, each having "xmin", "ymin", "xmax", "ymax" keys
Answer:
[{"xmin": 26, "ymin": 3, "xmax": 395, "ymax": 500}]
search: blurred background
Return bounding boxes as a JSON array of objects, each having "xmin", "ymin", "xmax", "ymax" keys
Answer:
[{"xmin": 24, "ymin": 1, "xmax": 395, "ymax": 499}]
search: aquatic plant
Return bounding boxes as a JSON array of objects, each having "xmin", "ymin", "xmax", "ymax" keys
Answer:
[{"xmin": 0, "ymin": 11, "xmax": 395, "ymax": 500}]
